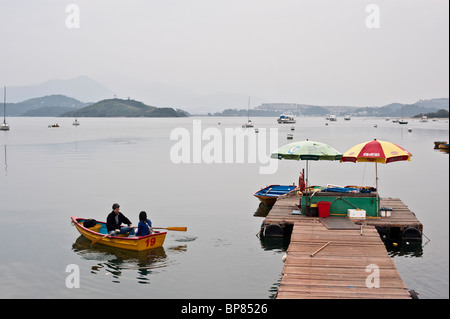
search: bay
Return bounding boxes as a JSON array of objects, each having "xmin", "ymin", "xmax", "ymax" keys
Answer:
[{"xmin": 0, "ymin": 116, "xmax": 448, "ymax": 299}]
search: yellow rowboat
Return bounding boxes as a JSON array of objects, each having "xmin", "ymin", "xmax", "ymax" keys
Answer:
[{"xmin": 71, "ymin": 217, "xmax": 166, "ymax": 251}]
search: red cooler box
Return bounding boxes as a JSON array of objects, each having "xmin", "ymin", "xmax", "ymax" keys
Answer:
[{"xmin": 317, "ymin": 201, "xmax": 331, "ymax": 218}]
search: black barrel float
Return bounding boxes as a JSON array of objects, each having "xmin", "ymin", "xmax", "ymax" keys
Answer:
[
  {"xmin": 401, "ymin": 227, "xmax": 422, "ymax": 241},
  {"xmin": 263, "ymin": 224, "xmax": 284, "ymax": 237}
]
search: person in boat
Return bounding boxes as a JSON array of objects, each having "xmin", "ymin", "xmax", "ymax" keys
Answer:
[
  {"xmin": 135, "ymin": 211, "xmax": 153, "ymax": 236},
  {"xmin": 106, "ymin": 203, "xmax": 135, "ymax": 236}
]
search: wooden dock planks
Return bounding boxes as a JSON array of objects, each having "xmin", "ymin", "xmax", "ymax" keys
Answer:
[
  {"xmin": 277, "ymin": 222, "xmax": 411, "ymax": 299},
  {"xmin": 263, "ymin": 195, "xmax": 420, "ymax": 299}
]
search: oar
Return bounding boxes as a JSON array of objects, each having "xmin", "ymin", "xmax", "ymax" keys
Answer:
[
  {"xmin": 91, "ymin": 231, "xmax": 117, "ymax": 246},
  {"xmin": 153, "ymin": 227, "xmax": 187, "ymax": 231}
]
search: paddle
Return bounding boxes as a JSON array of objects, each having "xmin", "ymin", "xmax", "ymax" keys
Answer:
[
  {"xmin": 153, "ymin": 227, "xmax": 187, "ymax": 231},
  {"xmin": 91, "ymin": 230, "xmax": 117, "ymax": 246}
]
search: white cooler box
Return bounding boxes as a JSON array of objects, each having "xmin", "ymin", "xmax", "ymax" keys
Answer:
[{"xmin": 347, "ymin": 209, "xmax": 366, "ymax": 219}]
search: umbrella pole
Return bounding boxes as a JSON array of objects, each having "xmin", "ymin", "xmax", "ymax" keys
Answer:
[
  {"xmin": 306, "ymin": 160, "xmax": 309, "ymax": 188},
  {"xmin": 375, "ymin": 162, "xmax": 378, "ymax": 191},
  {"xmin": 376, "ymin": 163, "xmax": 379, "ymax": 217}
]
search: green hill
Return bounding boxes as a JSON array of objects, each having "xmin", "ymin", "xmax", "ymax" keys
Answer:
[
  {"xmin": 7, "ymin": 94, "xmax": 88, "ymax": 116},
  {"xmin": 61, "ymin": 98, "xmax": 188, "ymax": 117}
]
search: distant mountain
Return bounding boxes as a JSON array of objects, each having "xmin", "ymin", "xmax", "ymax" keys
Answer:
[
  {"xmin": 6, "ymin": 76, "xmax": 116, "ymax": 103},
  {"xmin": 354, "ymin": 98, "xmax": 449, "ymax": 117},
  {"xmin": 251, "ymin": 98, "xmax": 449, "ymax": 118},
  {"xmin": 182, "ymin": 92, "xmax": 267, "ymax": 114},
  {"xmin": 7, "ymin": 94, "xmax": 91, "ymax": 116},
  {"xmin": 415, "ymin": 98, "xmax": 449, "ymax": 110},
  {"xmin": 112, "ymin": 80, "xmax": 268, "ymax": 114},
  {"xmin": 61, "ymin": 98, "xmax": 188, "ymax": 117}
]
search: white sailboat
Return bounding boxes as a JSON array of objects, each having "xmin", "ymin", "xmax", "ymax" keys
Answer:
[
  {"xmin": 242, "ymin": 96, "xmax": 254, "ymax": 128},
  {"xmin": 1, "ymin": 86, "xmax": 9, "ymax": 131},
  {"xmin": 399, "ymin": 105, "xmax": 408, "ymax": 124}
]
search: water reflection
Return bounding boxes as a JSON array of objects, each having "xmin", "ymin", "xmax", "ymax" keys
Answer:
[
  {"xmin": 385, "ymin": 239, "xmax": 424, "ymax": 257},
  {"xmin": 3, "ymin": 144, "xmax": 7, "ymax": 176},
  {"xmin": 435, "ymin": 148, "xmax": 449, "ymax": 154},
  {"xmin": 257, "ymin": 235, "xmax": 289, "ymax": 299},
  {"xmin": 253, "ymin": 202, "xmax": 272, "ymax": 217},
  {"xmin": 268, "ymin": 275, "xmax": 282, "ymax": 299},
  {"xmin": 258, "ymin": 235, "xmax": 290, "ymax": 252},
  {"xmin": 72, "ymin": 236, "xmax": 186, "ymax": 284}
]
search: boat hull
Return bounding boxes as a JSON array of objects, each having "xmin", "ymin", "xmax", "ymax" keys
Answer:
[
  {"xmin": 254, "ymin": 185, "xmax": 296, "ymax": 206},
  {"xmin": 277, "ymin": 119, "xmax": 296, "ymax": 124},
  {"xmin": 71, "ymin": 217, "xmax": 166, "ymax": 251}
]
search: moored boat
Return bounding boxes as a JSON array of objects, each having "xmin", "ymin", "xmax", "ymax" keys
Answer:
[
  {"xmin": 1, "ymin": 86, "xmax": 9, "ymax": 131},
  {"xmin": 71, "ymin": 217, "xmax": 166, "ymax": 251},
  {"xmin": 277, "ymin": 113, "xmax": 296, "ymax": 124},
  {"xmin": 242, "ymin": 119, "xmax": 254, "ymax": 128},
  {"xmin": 253, "ymin": 185, "xmax": 296, "ymax": 206},
  {"xmin": 434, "ymin": 141, "xmax": 448, "ymax": 148}
]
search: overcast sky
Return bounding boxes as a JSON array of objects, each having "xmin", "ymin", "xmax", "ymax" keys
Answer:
[{"xmin": 0, "ymin": 0, "xmax": 448, "ymax": 106}]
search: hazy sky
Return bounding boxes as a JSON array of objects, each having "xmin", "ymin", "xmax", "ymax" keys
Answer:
[{"xmin": 0, "ymin": 0, "xmax": 448, "ymax": 106}]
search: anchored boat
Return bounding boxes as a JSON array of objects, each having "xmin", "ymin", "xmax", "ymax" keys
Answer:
[
  {"xmin": 71, "ymin": 217, "xmax": 166, "ymax": 251},
  {"xmin": 277, "ymin": 113, "xmax": 296, "ymax": 124},
  {"xmin": 254, "ymin": 185, "xmax": 296, "ymax": 206},
  {"xmin": 1, "ymin": 86, "xmax": 9, "ymax": 131}
]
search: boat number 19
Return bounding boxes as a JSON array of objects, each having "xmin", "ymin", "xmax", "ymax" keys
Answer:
[{"xmin": 145, "ymin": 237, "xmax": 156, "ymax": 247}]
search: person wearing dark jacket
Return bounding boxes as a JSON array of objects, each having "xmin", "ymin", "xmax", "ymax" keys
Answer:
[{"xmin": 106, "ymin": 203, "xmax": 135, "ymax": 236}]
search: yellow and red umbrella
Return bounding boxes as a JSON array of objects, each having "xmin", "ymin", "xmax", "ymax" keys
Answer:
[
  {"xmin": 340, "ymin": 139, "xmax": 412, "ymax": 164},
  {"xmin": 341, "ymin": 139, "xmax": 412, "ymax": 216}
]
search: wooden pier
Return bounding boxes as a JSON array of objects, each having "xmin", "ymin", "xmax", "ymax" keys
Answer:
[{"xmin": 261, "ymin": 194, "xmax": 422, "ymax": 299}]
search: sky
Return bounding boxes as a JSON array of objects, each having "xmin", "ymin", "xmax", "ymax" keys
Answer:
[{"xmin": 0, "ymin": 0, "xmax": 448, "ymax": 107}]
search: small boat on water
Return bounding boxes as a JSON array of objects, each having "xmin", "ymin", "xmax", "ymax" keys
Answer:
[
  {"xmin": 71, "ymin": 217, "xmax": 166, "ymax": 251},
  {"xmin": 344, "ymin": 115, "xmax": 351, "ymax": 121},
  {"xmin": 253, "ymin": 185, "xmax": 296, "ymax": 206},
  {"xmin": 277, "ymin": 113, "xmax": 296, "ymax": 124},
  {"xmin": 1, "ymin": 86, "xmax": 9, "ymax": 131},
  {"xmin": 242, "ymin": 120, "xmax": 254, "ymax": 128},
  {"xmin": 419, "ymin": 115, "xmax": 428, "ymax": 123},
  {"xmin": 434, "ymin": 141, "xmax": 447, "ymax": 148},
  {"xmin": 242, "ymin": 96, "xmax": 254, "ymax": 128},
  {"xmin": 48, "ymin": 124, "xmax": 60, "ymax": 128},
  {"xmin": 328, "ymin": 115, "xmax": 337, "ymax": 121}
]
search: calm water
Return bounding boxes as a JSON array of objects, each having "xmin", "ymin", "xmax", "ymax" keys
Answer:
[{"xmin": 0, "ymin": 116, "xmax": 448, "ymax": 299}]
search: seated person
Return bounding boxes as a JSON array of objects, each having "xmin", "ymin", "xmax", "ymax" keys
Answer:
[
  {"xmin": 106, "ymin": 203, "xmax": 135, "ymax": 236},
  {"xmin": 135, "ymin": 211, "xmax": 153, "ymax": 236}
]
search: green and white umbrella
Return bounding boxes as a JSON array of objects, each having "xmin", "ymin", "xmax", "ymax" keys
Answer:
[{"xmin": 270, "ymin": 140, "xmax": 343, "ymax": 187}]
